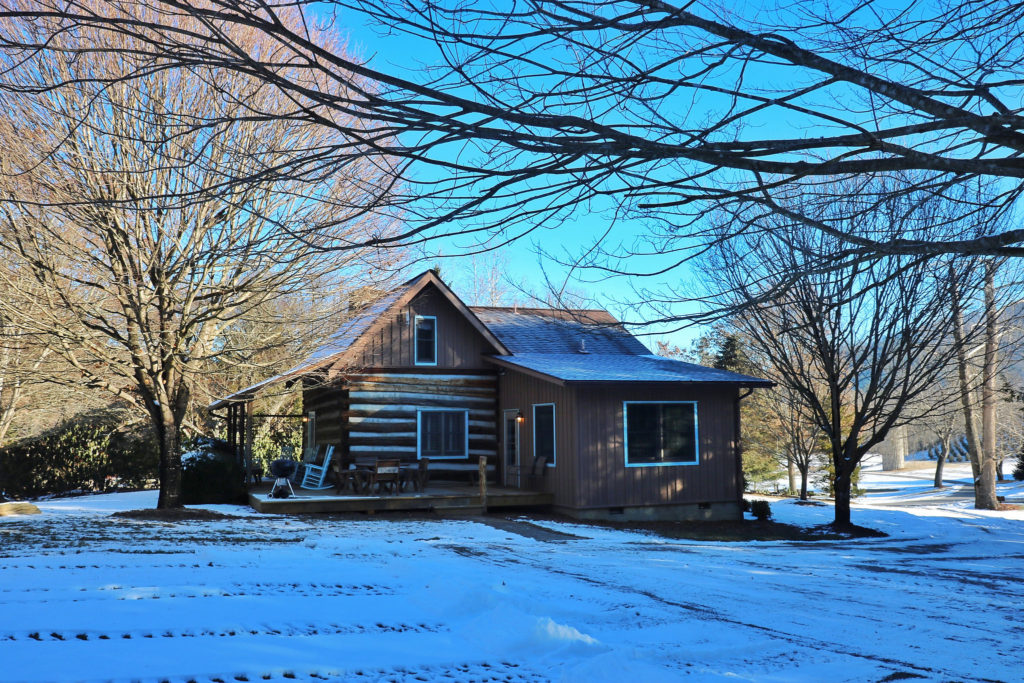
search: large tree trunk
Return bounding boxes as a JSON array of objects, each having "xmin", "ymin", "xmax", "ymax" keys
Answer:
[
  {"xmin": 833, "ymin": 467, "xmax": 852, "ymax": 528},
  {"xmin": 151, "ymin": 381, "xmax": 189, "ymax": 509},
  {"xmin": 798, "ymin": 464, "xmax": 809, "ymax": 501},
  {"xmin": 977, "ymin": 261, "xmax": 1000, "ymax": 510},
  {"xmin": 154, "ymin": 409, "xmax": 183, "ymax": 509},
  {"xmin": 832, "ymin": 437, "xmax": 857, "ymax": 528}
]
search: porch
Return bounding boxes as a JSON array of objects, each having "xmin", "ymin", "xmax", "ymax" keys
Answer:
[{"xmin": 248, "ymin": 481, "xmax": 552, "ymax": 514}]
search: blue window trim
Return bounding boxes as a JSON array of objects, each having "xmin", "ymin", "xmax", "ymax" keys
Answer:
[
  {"xmin": 532, "ymin": 403, "xmax": 556, "ymax": 468},
  {"xmin": 623, "ymin": 401, "xmax": 700, "ymax": 468},
  {"xmin": 416, "ymin": 408, "xmax": 469, "ymax": 460},
  {"xmin": 414, "ymin": 315, "xmax": 437, "ymax": 366}
]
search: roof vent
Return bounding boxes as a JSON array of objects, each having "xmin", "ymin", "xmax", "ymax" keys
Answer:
[{"xmin": 577, "ymin": 338, "xmax": 589, "ymax": 354}]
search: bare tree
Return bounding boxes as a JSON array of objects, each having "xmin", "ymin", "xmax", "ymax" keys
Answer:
[
  {"xmin": 0, "ymin": 291, "xmax": 48, "ymax": 446},
  {"xmin": 774, "ymin": 385, "xmax": 827, "ymax": 501},
  {"xmin": 1, "ymin": 0, "xmax": 1023, "ymax": 288},
  {"xmin": 0, "ymin": 5, "xmax": 402, "ymax": 508},
  {"xmin": 703, "ymin": 184, "xmax": 974, "ymax": 527}
]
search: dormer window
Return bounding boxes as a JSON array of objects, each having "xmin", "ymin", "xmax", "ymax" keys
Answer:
[{"xmin": 414, "ymin": 315, "xmax": 437, "ymax": 365}]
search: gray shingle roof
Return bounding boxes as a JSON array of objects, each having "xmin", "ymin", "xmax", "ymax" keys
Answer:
[
  {"xmin": 470, "ymin": 307, "xmax": 650, "ymax": 355},
  {"xmin": 288, "ymin": 288, "xmax": 404, "ymax": 371},
  {"xmin": 487, "ymin": 353, "xmax": 772, "ymax": 385}
]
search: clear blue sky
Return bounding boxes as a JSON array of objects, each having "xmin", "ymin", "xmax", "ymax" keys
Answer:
[{"xmin": 331, "ymin": 7, "xmax": 716, "ymax": 352}]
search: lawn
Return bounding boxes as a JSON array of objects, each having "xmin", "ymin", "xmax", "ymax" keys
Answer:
[{"xmin": 1, "ymin": 479, "xmax": 1022, "ymax": 682}]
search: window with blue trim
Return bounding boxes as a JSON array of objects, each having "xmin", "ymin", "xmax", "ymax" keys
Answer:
[
  {"xmin": 625, "ymin": 402, "xmax": 698, "ymax": 466},
  {"xmin": 419, "ymin": 410, "xmax": 466, "ymax": 459},
  {"xmin": 414, "ymin": 316, "xmax": 436, "ymax": 365}
]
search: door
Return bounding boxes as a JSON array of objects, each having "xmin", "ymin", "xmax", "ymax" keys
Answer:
[{"xmin": 503, "ymin": 409, "xmax": 521, "ymax": 487}]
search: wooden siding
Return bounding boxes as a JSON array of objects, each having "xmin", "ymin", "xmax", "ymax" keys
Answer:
[
  {"xmin": 351, "ymin": 283, "xmax": 497, "ymax": 370},
  {"xmin": 343, "ymin": 372, "xmax": 497, "ymax": 462},
  {"xmin": 573, "ymin": 384, "xmax": 740, "ymax": 509},
  {"xmin": 496, "ymin": 369, "xmax": 578, "ymax": 507}
]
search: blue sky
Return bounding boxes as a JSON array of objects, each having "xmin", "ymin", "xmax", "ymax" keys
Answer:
[{"xmin": 333, "ymin": 7, "xmax": 705, "ymax": 352}]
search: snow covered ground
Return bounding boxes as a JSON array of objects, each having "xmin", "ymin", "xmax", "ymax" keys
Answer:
[{"xmin": 1, "ymin": 475, "xmax": 1022, "ymax": 683}]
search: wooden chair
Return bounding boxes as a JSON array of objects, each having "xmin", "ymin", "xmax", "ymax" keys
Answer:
[
  {"xmin": 300, "ymin": 445, "xmax": 335, "ymax": 490},
  {"xmin": 415, "ymin": 458, "xmax": 430, "ymax": 492},
  {"xmin": 294, "ymin": 444, "xmax": 322, "ymax": 483},
  {"xmin": 371, "ymin": 458, "xmax": 401, "ymax": 494}
]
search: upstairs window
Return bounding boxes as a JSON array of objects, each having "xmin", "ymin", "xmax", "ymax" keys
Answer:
[
  {"xmin": 624, "ymin": 402, "xmax": 698, "ymax": 467},
  {"xmin": 414, "ymin": 315, "xmax": 437, "ymax": 365},
  {"xmin": 418, "ymin": 410, "xmax": 467, "ymax": 459}
]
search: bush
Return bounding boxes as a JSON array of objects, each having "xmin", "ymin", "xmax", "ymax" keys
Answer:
[
  {"xmin": 0, "ymin": 412, "xmax": 157, "ymax": 499},
  {"xmin": 749, "ymin": 499, "xmax": 772, "ymax": 520},
  {"xmin": 180, "ymin": 437, "xmax": 246, "ymax": 505},
  {"xmin": 1013, "ymin": 447, "xmax": 1024, "ymax": 482}
]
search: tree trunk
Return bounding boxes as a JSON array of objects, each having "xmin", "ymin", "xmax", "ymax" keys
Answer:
[
  {"xmin": 833, "ymin": 466, "xmax": 852, "ymax": 528},
  {"xmin": 949, "ymin": 266, "xmax": 983, "ymax": 495},
  {"xmin": 787, "ymin": 453, "xmax": 796, "ymax": 496},
  {"xmin": 798, "ymin": 464, "xmax": 809, "ymax": 501},
  {"xmin": 933, "ymin": 437, "xmax": 948, "ymax": 489},
  {"xmin": 976, "ymin": 261, "xmax": 1000, "ymax": 510},
  {"xmin": 154, "ymin": 405, "xmax": 183, "ymax": 509}
]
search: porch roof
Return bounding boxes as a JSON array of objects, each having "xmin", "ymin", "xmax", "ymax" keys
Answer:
[{"xmin": 486, "ymin": 353, "xmax": 773, "ymax": 386}]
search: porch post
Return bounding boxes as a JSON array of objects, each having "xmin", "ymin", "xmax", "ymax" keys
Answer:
[{"xmin": 244, "ymin": 401, "xmax": 254, "ymax": 485}]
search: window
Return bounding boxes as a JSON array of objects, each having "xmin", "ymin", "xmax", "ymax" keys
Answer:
[
  {"xmin": 414, "ymin": 315, "xmax": 437, "ymax": 365},
  {"xmin": 418, "ymin": 409, "xmax": 467, "ymax": 459},
  {"xmin": 624, "ymin": 402, "xmax": 698, "ymax": 467},
  {"xmin": 533, "ymin": 403, "xmax": 556, "ymax": 468}
]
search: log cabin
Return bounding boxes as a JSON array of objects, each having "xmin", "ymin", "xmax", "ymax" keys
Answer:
[{"xmin": 211, "ymin": 270, "xmax": 772, "ymax": 520}]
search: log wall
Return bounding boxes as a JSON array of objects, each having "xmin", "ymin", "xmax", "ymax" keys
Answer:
[{"xmin": 343, "ymin": 372, "xmax": 498, "ymax": 462}]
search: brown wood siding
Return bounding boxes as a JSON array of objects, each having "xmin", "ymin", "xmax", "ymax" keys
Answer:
[
  {"xmin": 496, "ymin": 369, "xmax": 577, "ymax": 507},
  {"xmin": 353, "ymin": 283, "xmax": 496, "ymax": 370},
  {"xmin": 342, "ymin": 371, "xmax": 497, "ymax": 463},
  {"xmin": 574, "ymin": 384, "xmax": 740, "ymax": 509}
]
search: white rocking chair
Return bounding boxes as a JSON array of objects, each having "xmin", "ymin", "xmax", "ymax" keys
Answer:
[{"xmin": 300, "ymin": 445, "xmax": 335, "ymax": 490}]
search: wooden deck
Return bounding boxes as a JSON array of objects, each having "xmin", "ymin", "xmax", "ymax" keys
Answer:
[{"xmin": 248, "ymin": 482, "xmax": 552, "ymax": 514}]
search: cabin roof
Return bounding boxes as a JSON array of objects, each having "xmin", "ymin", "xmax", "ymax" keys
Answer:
[
  {"xmin": 209, "ymin": 271, "xmax": 508, "ymax": 408},
  {"xmin": 486, "ymin": 353, "xmax": 773, "ymax": 386},
  {"xmin": 470, "ymin": 307, "xmax": 650, "ymax": 355},
  {"xmin": 209, "ymin": 271, "xmax": 770, "ymax": 409}
]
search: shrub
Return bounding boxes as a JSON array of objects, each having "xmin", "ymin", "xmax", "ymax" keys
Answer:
[
  {"xmin": 1013, "ymin": 447, "xmax": 1024, "ymax": 482},
  {"xmin": 180, "ymin": 437, "xmax": 246, "ymax": 505},
  {"xmin": 741, "ymin": 498, "xmax": 752, "ymax": 513},
  {"xmin": 0, "ymin": 412, "xmax": 157, "ymax": 499},
  {"xmin": 750, "ymin": 499, "xmax": 772, "ymax": 521}
]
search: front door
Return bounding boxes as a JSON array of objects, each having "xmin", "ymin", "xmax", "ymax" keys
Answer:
[{"xmin": 503, "ymin": 409, "xmax": 521, "ymax": 487}]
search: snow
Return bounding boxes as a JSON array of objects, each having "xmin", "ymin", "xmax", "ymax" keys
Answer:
[{"xmin": 1, "ymin": 470, "xmax": 1022, "ymax": 682}]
